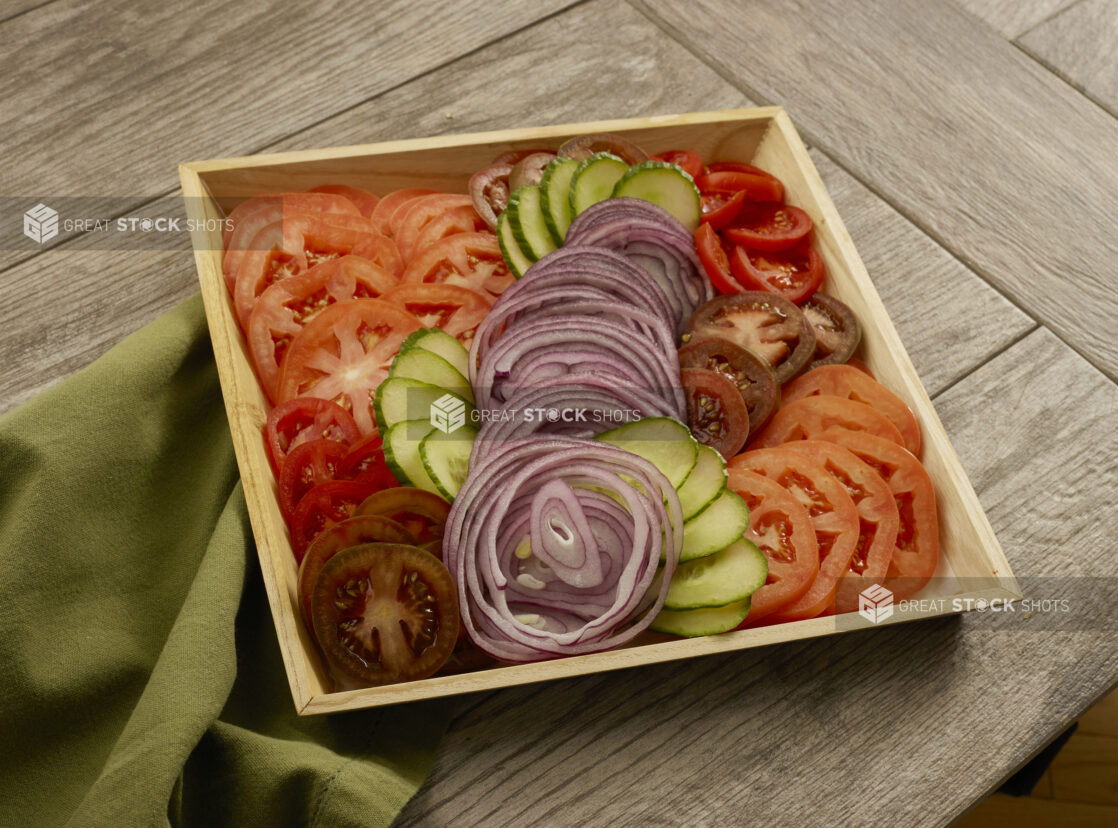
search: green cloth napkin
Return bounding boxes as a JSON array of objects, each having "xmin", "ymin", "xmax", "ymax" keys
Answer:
[{"xmin": 0, "ymin": 294, "xmax": 451, "ymax": 827}]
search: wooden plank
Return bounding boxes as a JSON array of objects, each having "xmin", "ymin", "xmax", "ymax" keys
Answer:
[
  {"xmin": 1050, "ymin": 732, "xmax": 1118, "ymax": 806},
  {"xmin": 953, "ymin": 792, "xmax": 1118, "ymax": 827},
  {"xmin": 1079, "ymin": 687, "xmax": 1118, "ymax": 738},
  {"xmin": 0, "ymin": 0, "xmax": 57, "ymax": 22},
  {"xmin": 397, "ymin": 326, "xmax": 1118, "ymax": 826},
  {"xmin": 1019, "ymin": 0, "xmax": 1118, "ymax": 115},
  {"xmin": 953, "ymin": 0, "xmax": 1081, "ymax": 38},
  {"xmin": 636, "ymin": 0, "xmax": 1118, "ymax": 383}
]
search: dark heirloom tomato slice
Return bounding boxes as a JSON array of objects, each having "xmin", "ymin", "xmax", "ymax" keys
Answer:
[
  {"xmin": 699, "ymin": 190, "xmax": 747, "ymax": 232},
  {"xmin": 749, "ymin": 395, "xmax": 905, "ymax": 450},
  {"xmin": 393, "ymin": 194, "xmax": 474, "ymax": 262},
  {"xmin": 469, "ymin": 164, "xmax": 514, "ymax": 231},
  {"xmin": 308, "ymin": 185, "xmax": 381, "ymax": 218},
  {"xmin": 730, "ymin": 446, "xmax": 859, "ymax": 621},
  {"xmin": 678, "ymin": 336, "xmax": 780, "ymax": 434},
  {"xmin": 726, "ymin": 468, "xmax": 818, "ymax": 624},
  {"xmin": 290, "ymin": 480, "xmax": 381, "ymax": 561},
  {"xmin": 696, "ymin": 169, "xmax": 784, "ymax": 202},
  {"xmin": 509, "ymin": 152, "xmax": 558, "ymax": 190},
  {"xmin": 402, "ymin": 232, "xmax": 515, "ymax": 301},
  {"xmin": 724, "ymin": 204, "xmax": 813, "ymax": 252},
  {"xmin": 492, "ymin": 148, "xmax": 553, "ymax": 165},
  {"xmin": 817, "ymin": 430, "xmax": 939, "ymax": 600},
  {"xmin": 310, "ymin": 543, "xmax": 460, "ymax": 686},
  {"xmin": 694, "ymin": 222, "xmax": 744, "ymax": 294},
  {"xmin": 247, "ymin": 256, "xmax": 400, "ymax": 400},
  {"xmin": 278, "ymin": 438, "xmax": 349, "ymax": 520},
  {"xmin": 557, "ymin": 133, "xmax": 649, "ymax": 165},
  {"xmin": 802, "ymin": 292, "xmax": 861, "ymax": 370},
  {"xmin": 650, "ymin": 150, "xmax": 703, "ymax": 181},
  {"xmin": 276, "ymin": 299, "xmax": 422, "ymax": 436},
  {"xmin": 685, "ymin": 291, "xmax": 816, "ymax": 384},
  {"xmin": 783, "ymin": 365, "xmax": 922, "ymax": 456},
  {"xmin": 680, "ymin": 368, "xmax": 750, "ymax": 458},
  {"xmin": 264, "ymin": 397, "xmax": 360, "ymax": 473},
  {"xmin": 297, "ymin": 515, "xmax": 418, "ymax": 626},
  {"xmin": 381, "ymin": 283, "xmax": 493, "ymax": 348},
  {"xmin": 337, "ymin": 432, "xmax": 397, "ymax": 489},
  {"xmin": 355, "ymin": 487, "xmax": 451, "ymax": 547},
  {"xmin": 729, "ymin": 242, "xmax": 824, "ymax": 305},
  {"xmin": 369, "ymin": 188, "xmax": 438, "ymax": 237},
  {"xmin": 781, "ymin": 440, "xmax": 899, "ymax": 613}
]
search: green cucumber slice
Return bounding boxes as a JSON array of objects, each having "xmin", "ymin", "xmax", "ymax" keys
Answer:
[
  {"xmin": 676, "ymin": 444, "xmax": 727, "ymax": 520},
  {"xmin": 400, "ymin": 328, "xmax": 469, "ymax": 378},
  {"xmin": 419, "ymin": 425, "xmax": 478, "ymax": 501},
  {"xmin": 594, "ymin": 417, "xmax": 698, "ymax": 490},
  {"xmin": 664, "ymin": 538, "xmax": 768, "ymax": 610},
  {"xmin": 389, "ymin": 348, "xmax": 473, "ymax": 404},
  {"xmin": 680, "ymin": 488, "xmax": 750, "ymax": 562},
  {"xmin": 508, "ymin": 185, "xmax": 558, "ymax": 261},
  {"xmin": 569, "ymin": 152, "xmax": 629, "ymax": 216},
  {"xmin": 540, "ymin": 157, "xmax": 579, "ymax": 244},
  {"xmin": 611, "ymin": 160, "xmax": 702, "ymax": 231},
  {"xmin": 374, "ymin": 377, "xmax": 474, "ymax": 435},
  {"xmin": 383, "ymin": 419, "xmax": 439, "ymax": 493},
  {"xmin": 497, "ymin": 209, "xmax": 533, "ymax": 278},
  {"xmin": 651, "ymin": 598, "xmax": 751, "ymax": 637}
]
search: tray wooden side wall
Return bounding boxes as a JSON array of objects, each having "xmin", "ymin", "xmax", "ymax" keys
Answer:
[{"xmin": 180, "ymin": 108, "xmax": 1019, "ymax": 715}]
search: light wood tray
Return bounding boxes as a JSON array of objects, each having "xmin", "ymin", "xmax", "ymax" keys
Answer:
[{"xmin": 180, "ymin": 108, "xmax": 1019, "ymax": 715}]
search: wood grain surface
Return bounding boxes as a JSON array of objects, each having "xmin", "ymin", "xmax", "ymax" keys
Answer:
[
  {"xmin": 954, "ymin": 0, "xmax": 1081, "ymax": 37},
  {"xmin": 1019, "ymin": 0, "xmax": 1118, "ymax": 115}
]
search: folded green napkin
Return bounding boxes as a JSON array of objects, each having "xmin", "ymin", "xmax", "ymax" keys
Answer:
[{"xmin": 0, "ymin": 294, "xmax": 451, "ymax": 827}]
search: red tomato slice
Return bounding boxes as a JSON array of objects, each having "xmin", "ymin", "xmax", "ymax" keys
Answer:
[
  {"xmin": 731, "ymin": 446, "xmax": 859, "ymax": 621},
  {"xmin": 277, "ymin": 299, "xmax": 422, "ymax": 435},
  {"xmin": 277, "ymin": 437, "xmax": 349, "ymax": 519},
  {"xmin": 392, "ymin": 194, "xmax": 474, "ymax": 262},
  {"xmin": 650, "ymin": 150, "xmax": 703, "ymax": 181},
  {"xmin": 369, "ymin": 188, "xmax": 439, "ymax": 237},
  {"xmin": 700, "ymin": 190, "xmax": 747, "ymax": 231},
  {"xmin": 289, "ymin": 480, "xmax": 382, "ymax": 562},
  {"xmin": 724, "ymin": 204, "xmax": 813, "ymax": 252},
  {"xmin": 402, "ymin": 232, "xmax": 514, "ymax": 301},
  {"xmin": 726, "ymin": 468, "xmax": 818, "ymax": 623},
  {"xmin": 730, "ymin": 242, "xmax": 824, "ymax": 305},
  {"xmin": 307, "ymin": 185, "xmax": 381, "ymax": 218},
  {"xmin": 749, "ymin": 395, "xmax": 905, "ymax": 450},
  {"xmin": 337, "ymin": 432, "xmax": 398, "ymax": 489},
  {"xmin": 264, "ymin": 397, "xmax": 360, "ymax": 474},
  {"xmin": 781, "ymin": 365, "xmax": 922, "ymax": 457},
  {"xmin": 231, "ymin": 247, "xmax": 302, "ymax": 330},
  {"xmin": 380, "ymin": 283, "xmax": 492, "ymax": 348},
  {"xmin": 705, "ymin": 161, "xmax": 775, "ymax": 176},
  {"xmin": 817, "ymin": 430, "xmax": 939, "ymax": 599},
  {"xmin": 247, "ymin": 256, "xmax": 399, "ymax": 401},
  {"xmin": 412, "ymin": 204, "xmax": 488, "ymax": 257},
  {"xmin": 697, "ymin": 170, "xmax": 784, "ymax": 202},
  {"xmin": 694, "ymin": 222, "xmax": 746, "ymax": 294}
]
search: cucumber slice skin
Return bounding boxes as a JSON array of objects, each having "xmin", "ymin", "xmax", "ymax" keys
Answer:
[
  {"xmin": 419, "ymin": 425, "xmax": 478, "ymax": 501},
  {"xmin": 540, "ymin": 157, "xmax": 579, "ymax": 245},
  {"xmin": 651, "ymin": 598, "xmax": 751, "ymax": 637},
  {"xmin": 401, "ymin": 328, "xmax": 469, "ymax": 378},
  {"xmin": 594, "ymin": 417, "xmax": 698, "ymax": 490},
  {"xmin": 497, "ymin": 209, "xmax": 533, "ymax": 278},
  {"xmin": 675, "ymin": 444, "xmax": 727, "ymax": 520},
  {"xmin": 508, "ymin": 185, "xmax": 558, "ymax": 261},
  {"xmin": 611, "ymin": 160, "xmax": 702, "ymax": 231},
  {"xmin": 664, "ymin": 539, "xmax": 768, "ymax": 610},
  {"xmin": 374, "ymin": 377, "xmax": 474, "ymax": 435},
  {"xmin": 389, "ymin": 348, "xmax": 473, "ymax": 404},
  {"xmin": 680, "ymin": 488, "xmax": 750, "ymax": 562},
  {"xmin": 569, "ymin": 152, "xmax": 629, "ymax": 216},
  {"xmin": 383, "ymin": 419, "xmax": 439, "ymax": 492}
]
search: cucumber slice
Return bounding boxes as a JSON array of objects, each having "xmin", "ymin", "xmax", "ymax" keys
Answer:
[
  {"xmin": 611, "ymin": 160, "xmax": 702, "ymax": 231},
  {"xmin": 419, "ymin": 425, "xmax": 478, "ymax": 501},
  {"xmin": 400, "ymin": 328, "xmax": 469, "ymax": 378},
  {"xmin": 508, "ymin": 185, "xmax": 558, "ymax": 261},
  {"xmin": 383, "ymin": 419, "xmax": 439, "ymax": 493},
  {"xmin": 651, "ymin": 598, "xmax": 751, "ymax": 637},
  {"xmin": 497, "ymin": 209, "xmax": 533, "ymax": 278},
  {"xmin": 594, "ymin": 417, "xmax": 698, "ymax": 490},
  {"xmin": 664, "ymin": 539, "xmax": 768, "ymax": 610},
  {"xmin": 569, "ymin": 152, "xmax": 629, "ymax": 216},
  {"xmin": 389, "ymin": 348, "xmax": 473, "ymax": 404},
  {"xmin": 374, "ymin": 377, "xmax": 474, "ymax": 434},
  {"xmin": 680, "ymin": 488, "xmax": 750, "ymax": 562},
  {"xmin": 676, "ymin": 444, "xmax": 727, "ymax": 520},
  {"xmin": 540, "ymin": 157, "xmax": 579, "ymax": 244}
]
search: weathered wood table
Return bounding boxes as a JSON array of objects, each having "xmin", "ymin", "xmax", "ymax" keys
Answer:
[{"xmin": 3, "ymin": 1, "xmax": 1115, "ymax": 825}]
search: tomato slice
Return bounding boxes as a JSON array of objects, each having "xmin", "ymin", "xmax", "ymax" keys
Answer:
[
  {"xmin": 354, "ymin": 487, "xmax": 451, "ymax": 547},
  {"xmin": 337, "ymin": 432, "xmax": 398, "ymax": 490},
  {"xmin": 782, "ymin": 365, "xmax": 922, "ymax": 456},
  {"xmin": 681, "ymin": 367, "xmax": 750, "ymax": 457},
  {"xmin": 802, "ymin": 292, "xmax": 862, "ymax": 371},
  {"xmin": 290, "ymin": 479, "xmax": 381, "ymax": 561},
  {"xmin": 748, "ymin": 395, "xmax": 905, "ymax": 450},
  {"xmin": 781, "ymin": 440, "xmax": 899, "ymax": 613},
  {"xmin": 392, "ymin": 194, "xmax": 474, "ymax": 262},
  {"xmin": 724, "ymin": 204, "xmax": 813, "ymax": 252},
  {"xmin": 730, "ymin": 446, "xmax": 859, "ymax": 621},
  {"xmin": 402, "ymin": 231, "xmax": 515, "ymax": 301},
  {"xmin": 650, "ymin": 150, "xmax": 703, "ymax": 181},
  {"xmin": 412, "ymin": 204, "xmax": 488, "ymax": 257},
  {"xmin": 696, "ymin": 170, "xmax": 784, "ymax": 202},
  {"xmin": 310, "ymin": 543, "xmax": 460, "ymax": 685},
  {"xmin": 816, "ymin": 430, "xmax": 939, "ymax": 600},
  {"xmin": 277, "ymin": 437, "xmax": 349, "ymax": 520},
  {"xmin": 705, "ymin": 161, "xmax": 775, "ymax": 176},
  {"xmin": 231, "ymin": 247, "xmax": 303, "ymax": 330},
  {"xmin": 726, "ymin": 468, "xmax": 818, "ymax": 623},
  {"xmin": 264, "ymin": 397, "xmax": 360, "ymax": 474},
  {"xmin": 297, "ymin": 515, "xmax": 417, "ymax": 627},
  {"xmin": 381, "ymin": 283, "xmax": 492, "ymax": 348},
  {"xmin": 694, "ymin": 222, "xmax": 745, "ymax": 294},
  {"xmin": 678, "ymin": 336, "xmax": 780, "ymax": 434},
  {"xmin": 729, "ymin": 242, "xmax": 824, "ymax": 305},
  {"xmin": 369, "ymin": 188, "xmax": 439, "ymax": 237},
  {"xmin": 469, "ymin": 164, "xmax": 513, "ymax": 231},
  {"xmin": 307, "ymin": 184, "xmax": 381, "ymax": 218},
  {"xmin": 277, "ymin": 299, "xmax": 422, "ymax": 435},
  {"xmin": 699, "ymin": 190, "xmax": 747, "ymax": 231}
]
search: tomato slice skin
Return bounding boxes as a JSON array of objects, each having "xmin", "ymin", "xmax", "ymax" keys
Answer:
[
  {"xmin": 401, "ymin": 231, "xmax": 515, "ymax": 301},
  {"xmin": 393, "ymin": 194, "xmax": 474, "ymax": 262},
  {"xmin": 694, "ymin": 222, "xmax": 746, "ymax": 294},
  {"xmin": 308, "ymin": 185, "xmax": 381, "ymax": 218},
  {"xmin": 355, "ymin": 487, "xmax": 451, "ymax": 547},
  {"xmin": 678, "ymin": 335, "xmax": 780, "ymax": 434},
  {"xmin": 724, "ymin": 204, "xmax": 813, "ymax": 252},
  {"xmin": 700, "ymin": 190, "xmax": 747, "ymax": 231},
  {"xmin": 264, "ymin": 397, "xmax": 360, "ymax": 474},
  {"xmin": 369, "ymin": 188, "xmax": 439, "ymax": 237},
  {"xmin": 278, "ymin": 438, "xmax": 350, "ymax": 520},
  {"xmin": 681, "ymin": 367, "xmax": 751, "ymax": 458},
  {"xmin": 337, "ymin": 432, "xmax": 398, "ymax": 490},
  {"xmin": 749, "ymin": 394, "xmax": 905, "ymax": 451},
  {"xmin": 412, "ymin": 204, "xmax": 488, "ymax": 257},
  {"xmin": 290, "ymin": 479, "xmax": 382, "ymax": 562},
  {"xmin": 697, "ymin": 170, "xmax": 784, "ymax": 202},
  {"xmin": 729, "ymin": 242, "xmax": 824, "ymax": 305},
  {"xmin": 650, "ymin": 150, "xmax": 703, "ymax": 181},
  {"xmin": 381, "ymin": 283, "xmax": 493, "ymax": 348}
]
